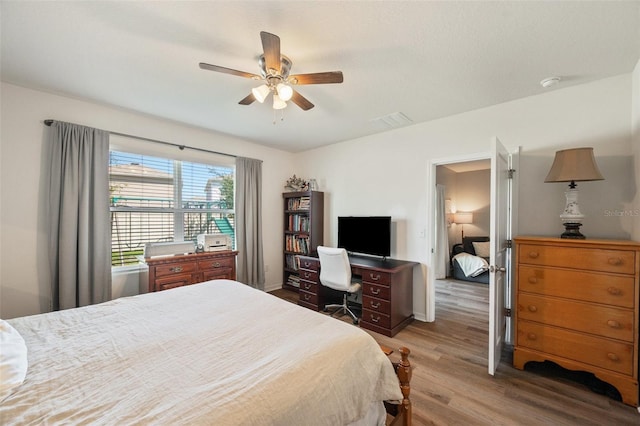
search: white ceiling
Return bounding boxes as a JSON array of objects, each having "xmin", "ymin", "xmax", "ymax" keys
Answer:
[{"xmin": 2, "ymin": 1, "xmax": 639, "ymax": 153}]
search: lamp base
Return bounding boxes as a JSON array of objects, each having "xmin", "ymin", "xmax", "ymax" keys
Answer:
[{"xmin": 560, "ymin": 222, "xmax": 585, "ymax": 239}]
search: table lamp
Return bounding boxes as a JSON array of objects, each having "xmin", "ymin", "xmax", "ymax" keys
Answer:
[
  {"xmin": 453, "ymin": 212, "xmax": 473, "ymax": 241},
  {"xmin": 544, "ymin": 147, "xmax": 604, "ymax": 239}
]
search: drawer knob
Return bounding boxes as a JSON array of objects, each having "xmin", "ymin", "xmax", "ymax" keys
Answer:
[
  {"xmin": 370, "ymin": 315, "xmax": 380, "ymax": 323},
  {"xmin": 607, "ymin": 353, "xmax": 619, "ymax": 362},
  {"xmin": 527, "ymin": 305, "xmax": 538, "ymax": 313},
  {"xmin": 212, "ymin": 262, "xmax": 221, "ymax": 268},
  {"xmin": 304, "ymin": 272, "xmax": 311, "ymax": 279},
  {"xmin": 370, "ymin": 274, "xmax": 381, "ymax": 281},
  {"xmin": 303, "ymin": 283, "xmax": 311, "ymax": 290},
  {"xmin": 607, "ymin": 320, "xmax": 621, "ymax": 328},
  {"xmin": 528, "ymin": 252, "xmax": 539, "ymax": 259},
  {"xmin": 169, "ymin": 266, "xmax": 183, "ymax": 273},
  {"xmin": 608, "ymin": 257, "xmax": 623, "ymax": 266},
  {"xmin": 527, "ymin": 277, "xmax": 538, "ymax": 284},
  {"xmin": 607, "ymin": 287, "xmax": 621, "ymax": 295},
  {"xmin": 304, "ymin": 294, "xmax": 310, "ymax": 301},
  {"xmin": 370, "ymin": 301, "xmax": 380, "ymax": 309},
  {"xmin": 371, "ymin": 288, "xmax": 381, "ymax": 295},
  {"xmin": 527, "ymin": 333, "xmax": 537, "ymax": 340},
  {"xmin": 304, "ymin": 261, "xmax": 311, "ymax": 268}
]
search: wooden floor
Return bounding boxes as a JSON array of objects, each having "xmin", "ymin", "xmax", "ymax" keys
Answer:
[{"xmin": 270, "ymin": 279, "xmax": 640, "ymax": 425}]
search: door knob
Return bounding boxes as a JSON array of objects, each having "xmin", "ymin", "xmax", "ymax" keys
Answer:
[{"xmin": 489, "ymin": 265, "xmax": 506, "ymax": 273}]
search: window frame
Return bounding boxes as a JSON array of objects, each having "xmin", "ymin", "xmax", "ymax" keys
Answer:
[{"xmin": 108, "ymin": 138, "xmax": 235, "ymax": 270}]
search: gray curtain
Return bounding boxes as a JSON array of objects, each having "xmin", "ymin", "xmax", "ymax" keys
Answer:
[
  {"xmin": 434, "ymin": 184, "xmax": 450, "ymax": 279},
  {"xmin": 47, "ymin": 121, "xmax": 112, "ymax": 310},
  {"xmin": 235, "ymin": 157, "xmax": 265, "ymax": 290}
]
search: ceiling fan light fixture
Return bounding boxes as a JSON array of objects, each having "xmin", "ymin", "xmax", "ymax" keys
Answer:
[
  {"xmin": 276, "ymin": 83, "xmax": 293, "ymax": 101},
  {"xmin": 252, "ymin": 84, "xmax": 270, "ymax": 103},
  {"xmin": 273, "ymin": 94, "xmax": 287, "ymax": 110}
]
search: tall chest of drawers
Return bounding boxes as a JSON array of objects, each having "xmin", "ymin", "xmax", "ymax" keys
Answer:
[{"xmin": 513, "ymin": 237, "xmax": 640, "ymax": 406}]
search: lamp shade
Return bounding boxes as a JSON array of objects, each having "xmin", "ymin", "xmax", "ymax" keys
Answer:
[
  {"xmin": 251, "ymin": 84, "xmax": 270, "ymax": 103},
  {"xmin": 272, "ymin": 94, "xmax": 287, "ymax": 110},
  {"xmin": 453, "ymin": 212, "xmax": 473, "ymax": 224},
  {"xmin": 544, "ymin": 147, "xmax": 604, "ymax": 183},
  {"xmin": 276, "ymin": 83, "xmax": 293, "ymax": 101}
]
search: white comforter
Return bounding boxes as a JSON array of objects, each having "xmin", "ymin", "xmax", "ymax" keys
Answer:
[
  {"xmin": 0, "ymin": 280, "xmax": 401, "ymax": 425},
  {"xmin": 453, "ymin": 252, "xmax": 489, "ymax": 277}
]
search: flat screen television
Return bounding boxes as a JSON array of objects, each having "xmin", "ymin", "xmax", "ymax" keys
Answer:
[{"xmin": 337, "ymin": 216, "xmax": 391, "ymax": 258}]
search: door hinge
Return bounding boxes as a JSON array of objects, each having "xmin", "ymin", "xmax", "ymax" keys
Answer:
[
  {"xmin": 508, "ymin": 169, "xmax": 516, "ymax": 179},
  {"xmin": 505, "ymin": 239, "xmax": 512, "ymax": 249},
  {"xmin": 504, "ymin": 308, "xmax": 512, "ymax": 317}
]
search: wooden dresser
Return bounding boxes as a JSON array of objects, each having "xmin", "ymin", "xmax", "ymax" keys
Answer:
[
  {"xmin": 142, "ymin": 251, "xmax": 238, "ymax": 293},
  {"xmin": 513, "ymin": 237, "xmax": 640, "ymax": 406}
]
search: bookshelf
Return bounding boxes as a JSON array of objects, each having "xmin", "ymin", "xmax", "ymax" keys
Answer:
[{"xmin": 282, "ymin": 191, "xmax": 324, "ymax": 291}]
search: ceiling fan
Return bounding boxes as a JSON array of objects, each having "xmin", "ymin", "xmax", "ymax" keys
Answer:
[{"xmin": 199, "ymin": 31, "xmax": 343, "ymax": 111}]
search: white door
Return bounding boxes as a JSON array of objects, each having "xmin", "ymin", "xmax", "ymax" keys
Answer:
[{"xmin": 488, "ymin": 137, "xmax": 511, "ymax": 375}]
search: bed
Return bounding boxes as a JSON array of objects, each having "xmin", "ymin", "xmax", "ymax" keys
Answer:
[
  {"xmin": 450, "ymin": 236, "xmax": 490, "ymax": 284},
  {"xmin": 0, "ymin": 279, "xmax": 411, "ymax": 425}
]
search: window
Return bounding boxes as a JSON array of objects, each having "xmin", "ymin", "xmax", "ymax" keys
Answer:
[{"xmin": 109, "ymin": 150, "xmax": 234, "ymax": 267}]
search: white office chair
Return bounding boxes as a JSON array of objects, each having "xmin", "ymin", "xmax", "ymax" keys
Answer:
[{"xmin": 317, "ymin": 246, "xmax": 361, "ymax": 324}]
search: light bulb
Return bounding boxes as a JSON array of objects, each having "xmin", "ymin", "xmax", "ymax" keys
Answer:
[
  {"xmin": 276, "ymin": 83, "xmax": 293, "ymax": 101},
  {"xmin": 251, "ymin": 84, "xmax": 270, "ymax": 103},
  {"xmin": 273, "ymin": 94, "xmax": 287, "ymax": 110}
]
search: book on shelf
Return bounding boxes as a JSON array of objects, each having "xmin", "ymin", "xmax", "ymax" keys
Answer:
[
  {"xmin": 285, "ymin": 235, "xmax": 309, "ymax": 254},
  {"xmin": 287, "ymin": 214, "xmax": 310, "ymax": 232},
  {"xmin": 287, "ymin": 196, "xmax": 311, "ymax": 211},
  {"xmin": 286, "ymin": 274, "xmax": 301, "ymax": 288}
]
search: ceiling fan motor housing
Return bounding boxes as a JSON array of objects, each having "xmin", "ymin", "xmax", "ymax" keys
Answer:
[{"xmin": 259, "ymin": 54, "xmax": 292, "ymax": 79}]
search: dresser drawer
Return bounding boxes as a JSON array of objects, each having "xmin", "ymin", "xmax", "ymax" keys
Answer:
[
  {"xmin": 155, "ymin": 274, "xmax": 193, "ymax": 291},
  {"xmin": 362, "ymin": 271, "xmax": 391, "ymax": 285},
  {"xmin": 299, "ymin": 280, "xmax": 318, "ymax": 294},
  {"xmin": 519, "ymin": 244, "xmax": 636, "ymax": 275},
  {"xmin": 299, "ymin": 258, "xmax": 319, "ymax": 271},
  {"xmin": 362, "ymin": 309, "xmax": 391, "ymax": 329},
  {"xmin": 155, "ymin": 261, "xmax": 198, "ymax": 277},
  {"xmin": 202, "ymin": 268, "xmax": 233, "ymax": 281},
  {"xmin": 362, "ymin": 295, "xmax": 391, "ymax": 315},
  {"xmin": 363, "ymin": 283, "xmax": 390, "ymax": 300},
  {"xmin": 198, "ymin": 257, "xmax": 235, "ymax": 271},
  {"xmin": 299, "ymin": 290, "xmax": 318, "ymax": 306},
  {"xmin": 299, "ymin": 269, "xmax": 318, "ymax": 282},
  {"xmin": 518, "ymin": 265, "xmax": 635, "ymax": 308},
  {"xmin": 517, "ymin": 320, "xmax": 634, "ymax": 375},
  {"xmin": 517, "ymin": 293, "xmax": 634, "ymax": 342}
]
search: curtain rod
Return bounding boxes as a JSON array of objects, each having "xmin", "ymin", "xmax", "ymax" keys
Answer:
[{"xmin": 44, "ymin": 119, "xmax": 239, "ymax": 159}]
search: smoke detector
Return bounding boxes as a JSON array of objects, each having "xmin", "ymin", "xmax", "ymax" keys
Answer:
[{"xmin": 540, "ymin": 76, "xmax": 561, "ymax": 88}]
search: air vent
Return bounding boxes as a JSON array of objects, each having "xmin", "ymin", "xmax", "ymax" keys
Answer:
[{"xmin": 370, "ymin": 112, "xmax": 413, "ymax": 129}]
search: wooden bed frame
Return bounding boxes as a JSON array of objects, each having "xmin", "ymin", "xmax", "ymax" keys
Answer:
[{"xmin": 382, "ymin": 346, "xmax": 412, "ymax": 426}]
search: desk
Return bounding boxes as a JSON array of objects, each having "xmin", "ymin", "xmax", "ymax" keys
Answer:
[{"xmin": 297, "ymin": 254, "xmax": 418, "ymax": 337}]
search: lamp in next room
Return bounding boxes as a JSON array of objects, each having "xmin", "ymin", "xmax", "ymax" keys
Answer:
[
  {"xmin": 453, "ymin": 212, "xmax": 473, "ymax": 241},
  {"xmin": 544, "ymin": 147, "xmax": 604, "ymax": 239}
]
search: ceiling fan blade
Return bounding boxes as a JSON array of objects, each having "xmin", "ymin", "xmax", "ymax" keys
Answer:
[
  {"xmin": 238, "ymin": 93, "xmax": 256, "ymax": 105},
  {"xmin": 289, "ymin": 71, "xmax": 344, "ymax": 85},
  {"xmin": 199, "ymin": 62, "xmax": 260, "ymax": 79},
  {"xmin": 260, "ymin": 31, "xmax": 281, "ymax": 74},
  {"xmin": 290, "ymin": 90, "xmax": 314, "ymax": 111}
]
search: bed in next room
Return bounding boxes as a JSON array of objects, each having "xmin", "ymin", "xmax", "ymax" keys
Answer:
[{"xmin": 0, "ymin": 279, "xmax": 411, "ymax": 426}]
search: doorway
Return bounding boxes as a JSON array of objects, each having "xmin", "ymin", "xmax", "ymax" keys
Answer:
[{"xmin": 434, "ymin": 159, "xmax": 492, "ymax": 339}]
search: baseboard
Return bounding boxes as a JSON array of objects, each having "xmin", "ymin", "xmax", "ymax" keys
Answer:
[{"xmin": 264, "ymin": 282, "xmax": 283, "ymax": 292}]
